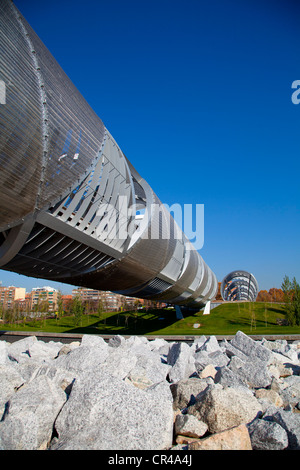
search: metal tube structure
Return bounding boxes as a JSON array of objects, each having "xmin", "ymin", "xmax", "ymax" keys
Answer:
[
  {"xmin": 0, "ymin": 0, "xmax": 218, "ymax": 308},
  {"xmin": 221, "ymin": 271, "xmax": 258, "ymax": 302}
]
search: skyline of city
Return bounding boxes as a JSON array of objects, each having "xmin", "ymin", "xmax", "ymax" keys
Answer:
[{"xmin": 1, "ymin": 0, "xmax": 299, "ymax": 294}]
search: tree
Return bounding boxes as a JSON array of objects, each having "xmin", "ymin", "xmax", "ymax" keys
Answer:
[
  {"xmin": 256, "ymin": 290, "xmax": 272, "ymax": 302},
  {"xmin": 56, "ymin": 291, "xmax": 64, "ymax": 320},
  {"xmin": 281, "ymin": 275, "xmax": 300, "ymax": 326},
  {"xmin": 291, "ymin": 277, "xmax": 300, "ymax": 326},
  {"xmin": 268, "ymin": 288, "xmax": 284, "ymax": 303},
  {"xmin": 71, "ymin": 295, "xmax": 84, "ymax": 327},
  {"xmin": 97, "ymin": 299, "xmax": 103, "ymax": 319}
]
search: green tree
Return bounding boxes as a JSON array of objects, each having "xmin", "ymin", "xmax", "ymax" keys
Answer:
[
  {"xmin": 71, "ymin": 295, "xmax": 84, "ymax": 327},
  {"xmin": 281, "ymin": 275, "xmax": 300, "ymax": 326},
  {"xmin": 97, "ymin": 299, "xmax": 103, "ymax": 319},
  {"xmin": 291, "ymin": 277, "xmax": 300, "ymax": 326},
  {"xmin": 56, "ymin": 291, "xmax": 64, "ymax": 320}
]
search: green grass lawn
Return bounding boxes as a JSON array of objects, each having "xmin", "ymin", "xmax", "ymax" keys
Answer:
[{"xmin": 1, "ymin": 302, "xmax": 300, "ymax": 336}]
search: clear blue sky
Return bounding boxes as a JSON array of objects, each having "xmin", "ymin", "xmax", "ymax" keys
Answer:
[{"xmin": 2, "ymin": 0, "xmax": 300, "ymax": 294}]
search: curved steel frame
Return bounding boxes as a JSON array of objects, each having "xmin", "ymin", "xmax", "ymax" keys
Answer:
[
  {"xmin": 221, "ymin": 270, "xmax": 258, "ymax": 302},
  {"xmin": 0, "ymin": 0, "xmax": 217, "ymax": 308}
]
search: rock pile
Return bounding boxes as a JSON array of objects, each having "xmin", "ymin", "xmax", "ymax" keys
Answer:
[{"xmin": 0, "ymin": 331, "xmax": 299, "ymax": 450}]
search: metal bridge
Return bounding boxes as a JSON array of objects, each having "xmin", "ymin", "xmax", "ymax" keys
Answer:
[{"xmin": 0, "ymin": 0, "xmax": 217, "ymax": 309}]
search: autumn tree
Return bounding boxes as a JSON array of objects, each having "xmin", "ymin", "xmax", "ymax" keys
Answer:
[
  {"xmin": 256, "ymin": 290, "xmax": 272, "ymax": 302},
  {"xmin": 269, "ymin": 288, "xmax": 284, "ymax": 303},
  {"xmin": 256, "ymin": 288, "xmax": 284, "ymax": 303}
]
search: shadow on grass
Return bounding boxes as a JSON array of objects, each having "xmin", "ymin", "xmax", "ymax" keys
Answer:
[
  {"xmin": 63, "ymin": 308, "xmax": 180, "ymax": 336},
  {"xmin": 227, "ymin": 317, "xmax": 279, "ymax": 328},
  {"xmin": 266, "ymin": 306, "xmax": 286, "ymax": 315}
]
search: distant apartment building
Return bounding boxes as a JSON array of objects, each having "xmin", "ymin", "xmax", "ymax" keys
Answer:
[
  {"xmin": 101, "ymin": 290, "xmax": 125, "ymax": 311},
  {"xmin": 61, "ymin": 294, "xmax": 73, "ymax": 312},
  {"xmin": 72, "ymin": 287, "xmax": 121, "ymax": 311},
  {"xmin": 72, "ymin": 288, "xmax": 102, "ymax": 303},
  {"xmin": 30, "ymin": 286, "xmax": 59, "ymax": 312},
  {"xmin": 0, "ymin": 286, "xmax": 26, "ymax": 310},
  {"xmin": 72, "ymin": 287, "xmax": 143, "ymax": 312}
]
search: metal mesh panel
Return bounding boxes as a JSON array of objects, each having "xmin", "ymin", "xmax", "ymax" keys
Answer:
[
  {"xmin": 4, "ymin": 222, "xmax": 115, "ymax": 279},
  {"xmin": 20, "ymin": 14, "xmax": 106, "ymax": 210},
  {"xmin": 134, "ymin": 277, "xmax": 172, "ymax": 297},
  {"xmin": 0, "ymin": 1, "xmax": 43, "ymax": 228}
]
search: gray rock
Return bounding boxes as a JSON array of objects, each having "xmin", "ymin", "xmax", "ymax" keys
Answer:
[
  {"xmin": 0, "ymin": 331, "xmax": 297, "ymax": 451},
  {"xmin": 0, "ymin": 341, "xmax": 9, "ymax": 365},
  {"xmin": 145, "ymin": 380, "xmax": 173, "ymax": 403},
  {"xmin": 261, "ymin": 338, "xmax": 288, "ymax": 355},
  {"xmin": 28, "ymin": 364, "xmax": 75, "ymax": 395},
  {"xmin": 188, "ymin": 383, "xmax": 263, "ymax": 433},
  {"xmin": 207, "ymin": 350, "xmax": 230, "ymax": 368},
  {"xmin": 228, "ymin": 355, "xmax": 272, "ymax": 389},
  {"xmin": 284, "ymin": 375, "xmax": 300, "ymax": 394},
  {"xmin": 26, "ymin": 340, "xmax": 62, "ymax": 363},
  {"xmin": 193, "ymin": 350, "xmax": 210, "ymax": 370},
  {"xmin": 54, "ymin": 344, "xmax": 109, "ymax": 375},
  {"xmin": 52, "ymin": 369, "xmax": 173, "ymax": 450},
  {"xmin": 240, "ymin": 360, "xmax": 271, "ymax": 388},
  {"xmin": 100, "ymin": 347, "xmax": 137, "ymax": 379},
  {"xmin": 175, "ymin": 413, "xmax": 208, "ymax": 438},
  {"xmin": 0, "ymin": 364, "xmax": 24, "ymax": 418},
  {"xmin": 269, "ymin": 376, "xmax": 288, "ymax": 394},
  {"xmin": 6, "ymin": 336, "xmax": 62, "ymax": 365},
  {"xmin": 194, "ymin": 349, "xmax": 229, "ymax": 371},
  {"xmin": 0, "ymin": 375, "xmax": 66, "ymax": 450},
  {"xmin": 108, "ymin": 335, "xmax": 126, "ymax": 348},
  {"xmin": 7, "ymin": 336, "xmax": 38, "ymax": 364},
  {"xmin": 57, "ymin": 341, "xmax": 80, "ymax": 356},
  {"xmin": 167, "ymin": 343, "xmax": 195, "ymax": 383},
  {"xmin": 190, "ymin": 336, "xmax": 207, "ymax": 353},
  {"xmin": 272, "ymin": 409, "xmax": 300, "ymax": 449},
  {"xmin": 247, "ymin": 418, "xmax": 288, "ymax": 450},
  {"xmin": 254, "ymin": 388, "xmax": 283, "ymax": 408},
  {"xmin": 222, "ymin": 339, "xmax": 249, "ymax": 362},
  {"xmin": 167, "ymin": 342, "xmax": 189, "ymax": 366},
  {"xmin": 126, "ymin": 353, "xmax": 171, "ymax": 387},
  {"xmin": 123, "ymin": 335, "xmax": 149, "ymax": 352},
  {"xmin": 170, "ymin": 377, "xmax": 210, "ymax": 409},
  {"xmin": 80, "ymin": 334, "xmax": 105, "ymax": 348},
  {"xmin": 214, "ymin": 366, "xmax": 248, "ymax": 390},
  {"xmin": 169, "ymin": 356, "xmax": 195, "ymax": 383},
  {"xmin": 263, "ymin": 337, "xmax": 300, "ymax": 365},
  {"xmin": 261, "ymin": 404, "xmax": 280, "ymax": 421},
  {"xmin": 277, "ymin": 376, "xmax": 300, "ymax": 409},
  {"xmin": 231, "ymin": 330, "xmax": 272, "ymax": 363},
  {"xmin": 198, "ymin": 336, "xmax": 221, "ymax": 354},
  {"xmin": 148, "ymin": 337, "xmax": 169, "ymax": 352}
]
